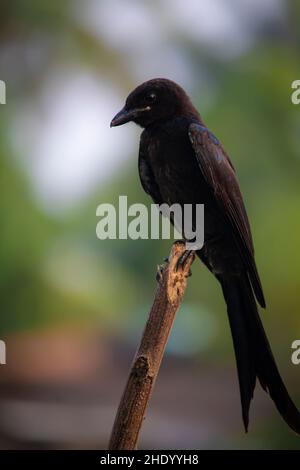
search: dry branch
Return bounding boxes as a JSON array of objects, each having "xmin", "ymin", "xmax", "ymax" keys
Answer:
[{"xmin": 108, "ymin": 241, "xmax": 195, "ymax": 450}]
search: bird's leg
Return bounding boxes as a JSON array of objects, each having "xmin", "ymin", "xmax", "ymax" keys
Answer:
[{"xmin": 173, "ymin": 241, "xmax": 195, "ymax": 275}]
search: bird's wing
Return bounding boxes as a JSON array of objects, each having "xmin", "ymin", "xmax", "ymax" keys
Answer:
[{"xmin": 188, "ymin": 123, "xmax": 265, "ymax": 308}]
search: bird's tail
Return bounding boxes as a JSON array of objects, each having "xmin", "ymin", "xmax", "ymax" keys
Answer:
[{"xmin": 219, "ymin": 273, "xmax": 300, "ymax": 434}]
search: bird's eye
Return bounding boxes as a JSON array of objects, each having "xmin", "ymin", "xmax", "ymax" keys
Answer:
[{"xmin": 147, "ymin": 92, "xmax": 157, "ymax": 103}]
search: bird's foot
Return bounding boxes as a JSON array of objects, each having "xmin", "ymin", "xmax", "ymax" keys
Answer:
[
  {"xmin": 156, "ymin": 263, "xmax": 165, "ymax": 283},
  {"xmin": 156, "ymin": 245, "xmax": 194, "ymax": 283},
  {"xmin": 155, "ymin": 255, "xmax": 171, "ymax": 283},
  {"xmin": 176, "ymin": 249, "xmax": 194, "ymax": 274}
]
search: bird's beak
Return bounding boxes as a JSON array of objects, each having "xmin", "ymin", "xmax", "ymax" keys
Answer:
[
  {"xmin": 110, "ymin": 106, "xmax": 151, "ymax": 127},
  {"xmin": 110, "ymin": 106, "xmax": 134, "ymax": 127}
]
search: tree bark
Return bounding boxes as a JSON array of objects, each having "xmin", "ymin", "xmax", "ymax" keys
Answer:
[{"xmin": 108, "ymin": 241, "xmax": 195, "ymax": 450}]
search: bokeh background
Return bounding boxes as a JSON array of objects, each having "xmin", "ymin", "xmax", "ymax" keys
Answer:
[{"xmin": 0, "ymin": 0, "xmax": 300, "ymax": 450}]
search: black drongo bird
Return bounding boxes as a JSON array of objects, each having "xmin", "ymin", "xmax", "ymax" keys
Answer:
[{"xmin": 111, "ymin": 78, "xmax": 300, "ymax": 434}]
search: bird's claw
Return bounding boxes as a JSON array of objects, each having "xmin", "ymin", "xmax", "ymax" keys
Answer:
[
  {"xmin": 155, "ymin": 255, "xmax": 170, "ymax": 283},
  {"xmin": 156, "ymin": 263, "xmax": 165, "ymax": 283},
  {"xmin": 176, "ymin": 249, "xmax": 194, "ymax": 272}
]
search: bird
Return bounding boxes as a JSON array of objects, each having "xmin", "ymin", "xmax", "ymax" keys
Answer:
[{"xmin": 110, "ymin": 78, "xmax": 300, "ymax": 434}]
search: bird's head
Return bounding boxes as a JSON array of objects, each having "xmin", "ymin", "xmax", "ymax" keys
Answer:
[{"xmin": 110, "ymin": 78, "xmax": 198, "ymax": 128}]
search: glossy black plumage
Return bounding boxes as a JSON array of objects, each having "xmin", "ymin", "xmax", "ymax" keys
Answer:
[{"xmin": 111, "ymin": 78, "xmax": 300, "ymax": 434}]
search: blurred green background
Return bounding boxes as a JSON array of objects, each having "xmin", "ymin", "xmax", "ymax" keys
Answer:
[{"xmin": 0, "ymin": 0, "xmax": 300, "ymax": 449}]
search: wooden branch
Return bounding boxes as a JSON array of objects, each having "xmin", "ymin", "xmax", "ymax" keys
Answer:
[{"xmin": 108, "ymin": 241, "xmax": 195, "ymax": 450}]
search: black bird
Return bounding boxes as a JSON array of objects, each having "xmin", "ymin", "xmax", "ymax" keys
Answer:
[{"xmin": 111, "ymin": 78, "xmax": 300, "ymax": 434}]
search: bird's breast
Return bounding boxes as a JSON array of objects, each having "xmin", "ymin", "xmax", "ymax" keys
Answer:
[{"xmin": 146, "ymin": 131, "xmax": 208, "ymax": 206}]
